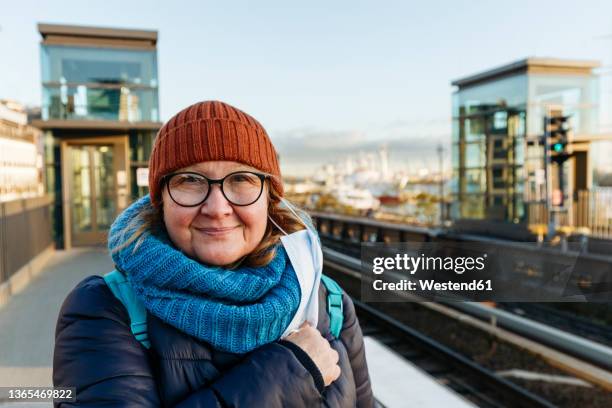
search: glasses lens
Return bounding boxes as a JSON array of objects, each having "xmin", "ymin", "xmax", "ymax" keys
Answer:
[
  {"xmin": 223, "ymin": 172, "xmax": 263, "ymax": 205},
  {"xmin": 168, "ymin": 173, "xmax": 209, "ymax": 206}
]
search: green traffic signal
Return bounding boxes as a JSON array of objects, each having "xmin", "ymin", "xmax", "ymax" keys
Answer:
[{"xmin": 553, "ymin": 142, "xmax": 564, "ymax": 152}]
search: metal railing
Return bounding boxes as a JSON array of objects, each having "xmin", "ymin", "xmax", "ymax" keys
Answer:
[
  {"xmin": 0, "ymin": 121, "xmax": 40, "ymax": 143},
  {"xmin": 312, "ymin": 211, "xmax": 612, "ymax": 301},
  {"xmin": 573, "ymin": 189, "xmax": 612, "ymax": 239},
  {"xmin": 42, "ymin": 84, "xmax": 158, "ymax": 123},
  {"xmin": 0, "ymin": 195, "xmax": 54, "ymax": 285},
  {"xmin": 526, "ymin": 188, "xmax": 612, "ymax": 240}
]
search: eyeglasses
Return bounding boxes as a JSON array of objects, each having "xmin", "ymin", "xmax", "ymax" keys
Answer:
[{"xmin": 162, "ymin": 171, "xmax": 268, "ymax": 207}]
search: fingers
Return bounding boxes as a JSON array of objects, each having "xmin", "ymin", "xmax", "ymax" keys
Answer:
[
  {"xmin": 323, "ymin": 364, "xmax": 342, "ymax": 386},
  {"xmin": 283, "ymin": 323, "xmax": 342, "ymax": 387},
  {"xmin": 332, "ymin": 364, "xmax": 341, "ymax": 381},
  {"xmin": 331, "ymin": 349, "xmax": 339, "ymax": 365},
  {"xmin": 322, "ymin": 347, "xmax": 341, "ymax": 386},
  {"xmin": 284, "ymin": 321, "xmax": 312, "ymax": 340}
]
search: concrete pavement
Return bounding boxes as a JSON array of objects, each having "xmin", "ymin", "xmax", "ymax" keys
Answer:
[{"xmin": 0, "ymin": 247, "xmax": 113, "ymax": 406}]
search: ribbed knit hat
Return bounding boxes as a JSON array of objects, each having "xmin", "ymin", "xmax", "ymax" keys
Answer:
[{"xmin": 148, "ymin": 100, "xmax": 283, "ymax": 207}]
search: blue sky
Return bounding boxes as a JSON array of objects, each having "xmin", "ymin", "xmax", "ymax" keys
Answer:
[{"xmin": 1, "ymin": 1, "xmax": 611, "ymax": 175}]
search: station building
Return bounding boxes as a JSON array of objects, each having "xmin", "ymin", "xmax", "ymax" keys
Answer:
[
  {"xmin": 0, "ymin": 100, "xmax": 44, "ymax": 202},
  {"xmin": 450, "ymin": 58, "xmax": 612, "ymax": 240},
  {"xmin": 32, "ymin": 23, "xmax": 162, "ymax": 248},
  {"xmin": 0, "ymin": 100, "xmax": 52, "ymax": 284}
]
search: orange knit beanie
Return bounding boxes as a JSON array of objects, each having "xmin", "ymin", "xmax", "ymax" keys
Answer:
[{"xmin": 148, "ymin": 100, "xmax": 283, "ymax": 207}]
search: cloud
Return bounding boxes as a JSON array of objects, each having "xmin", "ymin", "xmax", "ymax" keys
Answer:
[
  {"xmin": 270, "ymin": 123, "xmax": 452, "ymax": 177},
  {"xmin": 273, "ymin": 127, "xmax": 369, "ymax": 149}
]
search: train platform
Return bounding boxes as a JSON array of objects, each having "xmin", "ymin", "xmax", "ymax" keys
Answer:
[
  {"xmin": 0, "ymin": 247, "xmax": 114, "ymax": 407},
  {"xmin": 0, "ymin": 248, "xmax": 113, "ymax": 390},
  {"xmin": 365, "ymin": 336, "xmax": 475, "ymax": 407},
  {"xmin": 0, "ymin": 247, "xmax": 484, "ymax": 407}
]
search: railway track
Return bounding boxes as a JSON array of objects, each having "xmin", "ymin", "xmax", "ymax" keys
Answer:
[
  {"xmin": 319, "ymin": 243, "xmax": 612, "ymax": 406},
  {"xmin": 320, "ymin": 236, "xmax": 612, "ymax": 371},
  {"xmin": 354, "ymin": 299, "xmax": 557, "ymax": 408},
  {"xmin": 500, "ymin": 303, "xmax": 612, "ymax": 347},
  {"xmin": 313, "ymin": 218, "xmax": 612, "ymax": 406}
]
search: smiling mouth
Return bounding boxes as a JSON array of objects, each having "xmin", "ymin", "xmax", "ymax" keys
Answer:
[{"xmin": 194, "ymin": 226, "xmax": 240, "ymax": 236}]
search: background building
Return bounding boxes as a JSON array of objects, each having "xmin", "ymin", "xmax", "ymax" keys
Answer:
[
  {"xmin": 0, "ymin": 100, "xmax": 44, "ymax": 202},
  {"xmin": 32, "ymin": 23, "xmax": 162, "ymax": 248},
  {"xmin": 450, "ymin": 58, "xmax": 611, "ymax": 240}
]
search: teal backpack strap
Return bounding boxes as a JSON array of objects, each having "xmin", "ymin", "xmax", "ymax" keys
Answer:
[
  {"xmin": 103, "ymin": 269, "xmax": 151, "ymax": 349},
  {"xmin": 321, "ymin": 275, "xmax": 344, "ymax": 338}
]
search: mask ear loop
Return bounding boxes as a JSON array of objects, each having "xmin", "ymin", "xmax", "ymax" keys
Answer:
[
  {"xmin": 268, "ymin": 214, "xmax": 289, "ymax": 236},
  {"xmin": 269, "ymin": 198, "xmax": 313, "ymax": 236},
  {"xmin": 280, "ymin": 198, "xmax": 312, "ymax": 230}
]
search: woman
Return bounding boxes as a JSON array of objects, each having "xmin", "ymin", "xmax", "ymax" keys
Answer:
[{"xmin": 53, "ymin": 100, "xmax": 374, "ymax": 407}]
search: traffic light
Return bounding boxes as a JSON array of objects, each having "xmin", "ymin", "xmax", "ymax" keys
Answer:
[{"xmin": 545, "ymin": 115, "xmax": 572, "ymax": 163}]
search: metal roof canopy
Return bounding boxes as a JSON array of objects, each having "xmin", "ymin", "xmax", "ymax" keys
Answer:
[
  {"xmin": 452, "ymin": 57, "xmax": 600, "ymax": 90},
  {"xmin": 38, "ymin": 23, "xmax": 157, "ymax": 48}
]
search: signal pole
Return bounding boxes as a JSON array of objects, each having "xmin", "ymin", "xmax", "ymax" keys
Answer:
[
  {"xmin": 544, "ymin": 112, "xmax": 572, "ymax": 238},
  {"xmin": 437, "ymin": 143, "xmax": 444, "ymax": 225},
  {"xmin": 543, "ymin": 114, "xmax": 551, "ymax": 237}
]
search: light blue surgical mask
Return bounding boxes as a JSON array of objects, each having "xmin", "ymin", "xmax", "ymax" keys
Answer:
[{"xmin": 269, "ymin": 199, "xmax": 323, "ymax": 336}]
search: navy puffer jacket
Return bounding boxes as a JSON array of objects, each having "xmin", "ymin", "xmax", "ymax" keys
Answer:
[{"xmin": 53, "ymin": 275, "xmax": 374, "ymax": 407}]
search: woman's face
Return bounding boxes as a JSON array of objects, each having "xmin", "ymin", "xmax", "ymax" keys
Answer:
[{"xmin": 161, "ymin": 161, "xmax": 269, "ymax": 266}]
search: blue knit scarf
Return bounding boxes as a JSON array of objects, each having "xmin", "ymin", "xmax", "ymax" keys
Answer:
[{"xmin": 107, "ymin": 195, "xmax": 301, "ymax": 354}]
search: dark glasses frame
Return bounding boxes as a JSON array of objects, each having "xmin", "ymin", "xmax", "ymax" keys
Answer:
[{"xmin": 161, "ymin": 171, "xmax": 268, "ymax": 207}]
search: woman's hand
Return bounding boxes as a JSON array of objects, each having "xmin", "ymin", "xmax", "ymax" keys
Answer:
[{"xmin": 284, "ymin": 322, "xmax": 341, "ymax": 386}]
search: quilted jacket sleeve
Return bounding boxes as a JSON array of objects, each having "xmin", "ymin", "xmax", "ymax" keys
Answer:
[
  {"xmin": 339, "ymin": 294, "xmax": 375, "ymax": 407},
  {"xmin": 53, "ymin": 276, "xmax": 323, "ymax": 408},
  {"xmin": 53, "ymin": 276, "xmax": 161, "ymax": 407},
  {"xmin": 175, "ymin": 342, "xmax": 322, "ymax": 408}
]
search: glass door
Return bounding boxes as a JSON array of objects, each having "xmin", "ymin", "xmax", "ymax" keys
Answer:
[{"xmin": 68, "ymin": 144, "xmax": 116, "ymax": 245}]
